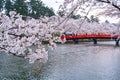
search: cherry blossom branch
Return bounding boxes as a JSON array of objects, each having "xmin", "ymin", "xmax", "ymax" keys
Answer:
[
  {"xmin": 0, "ymin": 46, "xmax": 24, "ymax": 57},
  {"xmin": 97, "ymin": 0, "xmax": 120, "ymax": 11}
]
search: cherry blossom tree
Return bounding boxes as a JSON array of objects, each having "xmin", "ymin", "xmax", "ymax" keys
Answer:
[
  {"xmin": 59, "ymin": 0, "xmax": 120, "ymax": 34},
  {"xmin": 58, "ymin": 0, "xmax": 120, "ymax": 27},
  {"xmin": 0, "ymin": 0, "xmax": 119, "ymax": 64},
  {"xmin": 60, "ymin": 0, "xmax": 120, "ymax": 17},
  {"xmin": 0, "ymin": 11, "xmax": 62, "ymax": 63},
  {"xmin": 96, "ymin": 0, "xmax": 120, "ymax": 17}
]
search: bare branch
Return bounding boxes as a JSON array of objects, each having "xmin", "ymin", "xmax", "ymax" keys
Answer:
[
  {"xmin": 112, "ymin": 3, "xmax": 120, "ymax": 11},
  {"xmin": 97, "ymin": 0, "xmax": 120, "ymax": 11},
  {"xmin": 96, "ymin": 0, "xmax": 110, "ymax": 3}
]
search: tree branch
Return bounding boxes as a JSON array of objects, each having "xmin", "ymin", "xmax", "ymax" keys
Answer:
[
  {"xmin": 0, "ymin": 46, "xmax": 24, "ymax": 57},
  {"xmin": 96, "ymin": 0, "xmax": 110, "ymax": 3},
  {"xmin": 8, "ymin": 33, "xmax": 29, "ymax": 38},
  {"xmin": 112, "ymin": 3, "xmax": 120, "ymax": 11},
  {"xmin": 97, "ymin": 0, "xmax": 120, "ymax": 11}
]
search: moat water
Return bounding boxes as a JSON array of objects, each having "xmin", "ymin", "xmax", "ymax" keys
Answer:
[{"xmin": 0, "ymin": 41, "xmax": 120, "ymax": 80}]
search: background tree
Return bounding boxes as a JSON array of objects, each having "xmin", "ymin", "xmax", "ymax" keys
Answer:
[
  {"xmin": 90, "ymin": 15, "xmax": 99, "ymax": 23},
  {"xmin": 0, "ymin": 0, "xmax": 55, "ymax": 18},
  {"xmin": 71, "ymin": 14, "xmax": 81, "ymax": 19},
  {"xmin": 105, "ymin": 20, "xmax": 109, "ymax": 23},
  {"xmin": 60, "ymin": 0, "xmax": 120, "ymax": 20},
  {"xmin": 4, "ymin": 0, "xmax": 14, "ymax": 15},
  {"xmin": 27, "ymin": 0, "xmax": 55, "ymax": 18},
  {"xmin": 13, "ymin": 0, "xmax": 28, "ymax": 17},
  {"xmin": 57, "ymin": 10, "xmax": 65, "ymax": 17},
  {"xmin": 0, "ymin": 0, "xmax": 4, "ymax": 12}
]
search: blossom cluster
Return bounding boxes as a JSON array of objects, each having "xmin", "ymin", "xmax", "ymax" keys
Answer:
[
  {"xmin": 0, "ymin": 11, "xmax": 60, "ymax": 63},
  {"xmin": 0, "ymin": 11, "xmax": 119, "ymax": 63}
]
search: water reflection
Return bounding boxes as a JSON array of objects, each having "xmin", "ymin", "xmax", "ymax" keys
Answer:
[{"xmin": 0, "ymin": 41, "xmax": 120, "ymax": 80}]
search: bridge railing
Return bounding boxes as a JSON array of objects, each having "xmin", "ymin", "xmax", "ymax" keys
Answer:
[
  {"xmin": 60, "ymin": 34, "xmax": 120, "ymax": 46},
  {"xmin": 62, "ymin": 34, "xmax": 115, "ymax": 39}
]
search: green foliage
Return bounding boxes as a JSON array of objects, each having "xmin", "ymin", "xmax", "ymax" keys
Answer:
[
  {"xmin": 0, "ymin": 0, "xmax": 55, "ymax": 18},
  {"xmin": 0, "ymin": 0, "xmax": 5, "ymax": 11},
  {"xmin": 5, "ymin": 0, "xmax": 14, "ymax": 15},
  {"xmin": 57, "ymin": 10, "xmax": 65, "ymax": 17},
  {"xmin": 84, "ymin": 16, "xmax": 91, "ymax": 22},
  {"xmin": 71, "ymin": 14, "xmax": 81, "ymax": 19},
  {"xmin": 84, "ymin": 15, "xmax": 99, "ymax": 23},
  {"xmin": 105, "ymin": 20, "xmax": 109, "ymax": 23},
  {"xmin": 13, "ymin": 0, "xmax": 28, "ymax": 16},
  {"xmin": 88, "ymin": 15, "xmax": 99, "ymax": 23},
  {"xmin": 27, "ymin": 0, "xmax": 55, "ymax": 18},
  {"xmin": 1, "ymin": 30, "xmax": 4, "ymax": 33}
]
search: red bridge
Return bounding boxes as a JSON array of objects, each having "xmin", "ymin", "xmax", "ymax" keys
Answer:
[{"xmin": 61, "ymin": 34, "xmax": 120, "ymax": 46}]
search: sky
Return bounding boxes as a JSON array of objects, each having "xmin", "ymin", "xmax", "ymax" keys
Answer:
[
  {"xmin": 41, "ymin": 0, "xmax": 119, "ymax": 23},
  {"xmin": 41, "ymin": 0, "xmax": 64, "ymax": 12}
]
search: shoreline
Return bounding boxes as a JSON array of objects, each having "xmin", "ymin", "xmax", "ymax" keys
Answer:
[{"xmin": 42, "ymin": 39, "xmax": 115, "ymax": 44}]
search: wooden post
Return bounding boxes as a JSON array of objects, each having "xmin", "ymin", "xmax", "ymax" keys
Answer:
[
  {"xmin": 73, "ymin": 38, "xmax": 79, "ymax": 44},
  {"xmin": 93, "ymin": 38, "xmax": 97, "ymax": 44},
  {"xmin": 115, "ymin": 39, "xmax": 120, "ymax": 46}
]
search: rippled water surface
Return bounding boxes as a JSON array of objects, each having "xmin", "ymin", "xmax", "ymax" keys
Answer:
[{"xmin": 0, "ymin": 41, "xmax": 120, "ymax": 80}]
